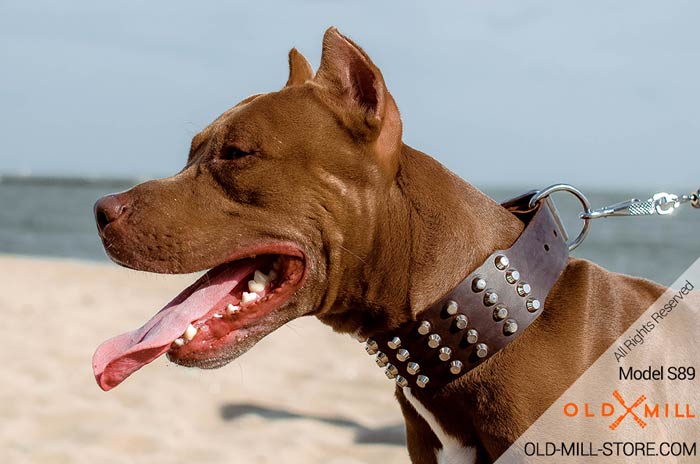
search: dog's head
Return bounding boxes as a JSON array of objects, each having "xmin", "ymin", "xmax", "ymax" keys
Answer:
[{"xmin": 92, "ymin": 28, "xmax": 405, "ymax": 390}]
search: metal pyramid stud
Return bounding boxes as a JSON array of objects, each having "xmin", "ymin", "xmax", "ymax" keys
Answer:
[
  {"xmin": 503, "ymin": 319, "xmax": 519, "ymax": 335},
  {"xmin": 439, "ymin": 346, "xmax": 452, "ymax": 361},
  {"xmin": 454, "ymin": 314, "xmax": 468, "ymax": 330},
  {"xmin": 365, "ymin": 339, "xmax": 378, "ymax": 355},
  {"xmin": 444, "ymin": 300, "xmax": 459, "ymax": 315},
  {"xmin": 427, "ymin": 334, "xmax": 441, "ymax": 348},
  {"xmin": 493, "ymin": 304, "xmax": 508, "ymax": 321},
  {"xmin": 495, "ymin": 254, "xmax": 509, "ymax": 270},
  {"xmin": 517, "ymin": 282, "xmax": 531, "ymax": 297},
  {"xmin": 450, "ymin": 360, "xmax": 463, "ymax": 375},
  {"xmin": 395, "ymin": 375, "xmax": 408, "ymax": 388},
  {"xmin": 407, "ymin": 362, "xmax": 420, "ymax": 375},
  {"xmin": 396, "ymin": 349, "xmax": 410, "ymax": 362},
  {"xmin": 387, "ymin": 336, "xmax": 402, "ymax": 349},
  {"xmin": 526, "ymin": 298, "xmax": 541, "ymax": 312},
  {"xmin": 484, "ymin": 290, "xmax": 498, "ymax": 306},
  {"xmin": 416, "ymin": 375, "xmax": 430, "ymax": 388},
  {"xmin": 417, "ymin": 320, "xmax": 432, "ymax": 335}
]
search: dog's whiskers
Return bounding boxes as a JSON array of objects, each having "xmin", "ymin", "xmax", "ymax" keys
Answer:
[{"xmin": 338, "ymin": 245, "xmax": 368, "ymax": 265}]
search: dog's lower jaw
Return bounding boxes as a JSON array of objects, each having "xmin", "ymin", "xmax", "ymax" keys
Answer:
[
  {"xmin": 167, "ymin": 332, "xmax": 256, "ymax": 369},
  {"xmin": 166, "ymin": 324, "xmax": 258, "ymax": 369},
  {"xmin": 167, "ymin": 297, "xmax": 311, "ymax": 369}
]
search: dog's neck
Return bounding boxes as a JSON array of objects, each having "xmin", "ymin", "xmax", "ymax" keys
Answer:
[
  {"xmin": 397, "ymin": 146, "xmax": 525, "ymax": 315},
  {"xmin": 317, "ymin": 144, "xmax": 525, "ymax": 336}
]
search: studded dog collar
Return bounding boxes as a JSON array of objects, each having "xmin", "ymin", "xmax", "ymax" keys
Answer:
[{"xmin": 362, "ymin": 192, "xmax": 570, "ymax": 390}]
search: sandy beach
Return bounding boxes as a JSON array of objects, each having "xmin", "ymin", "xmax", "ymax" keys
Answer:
[{"xmin": 1, "ymin": 255, "xmax": 408, "ymax": 464}]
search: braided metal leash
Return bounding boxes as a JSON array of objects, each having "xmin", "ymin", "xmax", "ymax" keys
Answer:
[{"xmin": 527, "ymin": 185, "xmax": 699, "ymax": 251}]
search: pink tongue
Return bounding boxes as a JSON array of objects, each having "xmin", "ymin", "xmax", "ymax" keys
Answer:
[{"xmin": 92, "ymin": 261, "xmax": 257, "ymax": 391}]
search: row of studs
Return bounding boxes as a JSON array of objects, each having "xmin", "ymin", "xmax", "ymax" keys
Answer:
[
  {"xmin": 486, "ymin": 254, "xmax": 541, "ymax": 314},
  {"xmin": 472, "ymin": 264, "xmax": 530, "ymax": 300},
  {"xmin": 359, "ymin": 335, "xmax": 451, "ymax": 388},
  {"xmin": 396, "ymin": 254, "xmax": 522, "ymax": 387},
  {"xmin": 466, "ymin": 254, "xmax": 541, "ymax": 339},
  {"xmin": 362, "ymin": 254, "xmax": 540, "ymax": 389},
  {"xmin": 363, "ymin": 254, "xmax": 512, "ymax": 387},
  {"xmin": 365, "ymin": 323, "xmax": 488, "ymax": 389},
  {"xmin": 441, "ymin": 299, "xmax": 522, "ymax": 339},
  {"xmin": 366, "ymin": 335, "xmax": 467, "ymax": 389}
]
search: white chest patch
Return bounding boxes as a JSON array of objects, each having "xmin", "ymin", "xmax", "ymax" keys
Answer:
[{"xmin": 403, "ymin": 387, "xmax": 477, "ymax": 464}]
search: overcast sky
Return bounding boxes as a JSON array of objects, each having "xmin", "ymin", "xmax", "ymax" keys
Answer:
[{"xmin": 1, "ymin": 1, "xmax": 698, "ymax": 190}]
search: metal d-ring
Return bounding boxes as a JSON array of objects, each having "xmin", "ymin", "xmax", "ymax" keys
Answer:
[{"xmin": 528, "ymin": 184, "xmax": 592, "ymax": 252}]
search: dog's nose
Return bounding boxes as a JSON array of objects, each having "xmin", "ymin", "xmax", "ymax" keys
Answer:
[{"xmin": 94, "ymin": 193, "xmax": 129, "ymax": 233}]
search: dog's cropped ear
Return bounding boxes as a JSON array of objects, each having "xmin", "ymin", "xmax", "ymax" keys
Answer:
[
  {"xmin": 285, "ymin": 48, "xmax": 314, "ymax": 87},
  {"xmin": 314, "ymin": 27, "xmax": 402, "ymax": 174}
]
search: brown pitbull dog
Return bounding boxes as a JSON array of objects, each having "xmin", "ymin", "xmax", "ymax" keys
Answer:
[{"xmin": 93, "ymin": 28, "xmax": 665, "ymax": 463}]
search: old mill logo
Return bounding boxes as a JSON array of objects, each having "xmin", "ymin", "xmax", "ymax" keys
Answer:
[{"xmin": 563, "ymin": 390, "xmax": 696, "ymax": 430}]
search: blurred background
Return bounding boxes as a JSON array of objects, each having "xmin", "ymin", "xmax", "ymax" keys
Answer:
[
  {"xmin": 0, "ymin": 0, "xmax": 700, "ymax": 462},
  {"xmin": 2, "ymin": 0, "xmax": 699, "ymax": 283}
]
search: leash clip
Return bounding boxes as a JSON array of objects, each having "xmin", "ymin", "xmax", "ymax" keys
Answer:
[
  {"xmin": 517, "ymin": 184, "xmax": 698, "ymax": 253},
  {"xmin": 581, "ymin": 189, "xmax": 699, "ymax": 219}
]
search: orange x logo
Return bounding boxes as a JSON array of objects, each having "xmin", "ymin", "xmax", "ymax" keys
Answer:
[{"xmin": 609, "ymin": 390, "xmax": 647, "ymax": 430}]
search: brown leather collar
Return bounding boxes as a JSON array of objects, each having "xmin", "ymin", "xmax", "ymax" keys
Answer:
[{"xmin": 362, "ymin": 192, "xmax": 569, "ymax": 390}]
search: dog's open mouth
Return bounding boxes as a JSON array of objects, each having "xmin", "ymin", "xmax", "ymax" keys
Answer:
[{"xmin": 92, "ymin": 244, "xmax": 306, "ymax": 391}]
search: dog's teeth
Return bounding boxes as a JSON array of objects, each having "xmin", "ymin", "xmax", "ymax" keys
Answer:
[
  {"xmin": 184, "ymin": 324, "xmax": 197, "ymax": 341},
  {"xmin": 213, "ymin": 313, "xmax": 223, "ymax": 318},
  {"xmin": 268, "ymin": 270, "xmax": 278, "ymax": 281},
  {"xmin": 226, "ymin": 303, "xmax": 241, "ymax": 315},
  {"xmin": 248, "ymin": 280, "xmax": 265, "ymax": 293},
  {"xmin": 241, "ymin": 291, "xmax": 258, "ymax": 304},
  {"xmin": 173, "ymin": 338, "xmax": 185, "ymax": 346},
  {"xmin": 253, "ymin": 270, "xmax": 269, "ymax": 285}
]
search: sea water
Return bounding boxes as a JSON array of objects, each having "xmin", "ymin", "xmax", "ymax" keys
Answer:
[{"xmin": 0, "ymin": 177, "xmax": 697, "ymax": 285}]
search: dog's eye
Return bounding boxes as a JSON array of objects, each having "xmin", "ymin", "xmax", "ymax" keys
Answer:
[{"xmin": 220, "ymin": 146, "xmax": 255, "ymax": 160}]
